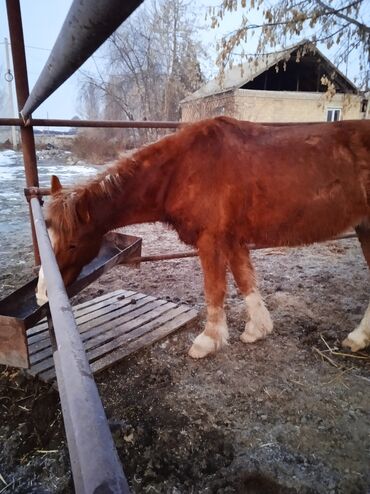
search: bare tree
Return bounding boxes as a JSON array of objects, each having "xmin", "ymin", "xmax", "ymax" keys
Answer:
[
  {"xmin": 212, "ymin": 0, "xmax": 370, "ymax": 89},
  {"xmin": 79, "ymin": 0, "xmax": 204, "ymax": 125},
  {"xmin": 76, "ymin": 0, "xmax": 205, "ymax": 156},
  {"xmin": 78, "ymin": 77, "xmax": 103, "ymax": 120}
]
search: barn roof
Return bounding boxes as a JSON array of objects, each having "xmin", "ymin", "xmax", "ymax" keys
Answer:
[{"xmin": 183, "ymin": 42, "xmax": 358, "ymax": 103}]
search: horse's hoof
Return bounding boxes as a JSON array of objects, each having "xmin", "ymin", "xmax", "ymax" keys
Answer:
[
  {"xmin": 240, "ymin": 330, "xmax": 260, "ymax": 344},
  {"xmin": 342, "ymin": 335, "xmax": 366, "ymax": 352},
  {"xmin": 188, "ymin": 333, "xmax": 217, "ymax": 358},
  {"xmin": 240, "ymin": 319, "xmax": 272, "ymax": 344}
]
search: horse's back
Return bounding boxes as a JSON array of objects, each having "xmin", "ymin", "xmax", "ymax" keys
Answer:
[
  {"xmin": 230, "ymin": 119, "xmax": 370, "ymax": 246},
  {"xmin": 166, "ymin": 118, "xmax": 370, "ymax": 247}
]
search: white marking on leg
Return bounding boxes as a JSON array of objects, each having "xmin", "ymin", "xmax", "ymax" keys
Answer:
[
  {"xmin": 36, "ymin": 266, "xmax": 48, "ymax": 305},
  {"xmin": 189, "ymin": 306, "xmax": 228, "ymax": 359},
  {"xmin": 35, "ymin": 228, "xmax": 55, "ymax": 305},
  {"xmin": 343, "ymin": 302, "xmax": 370, "ymax": 352},
  {"xmin": 241, "ymin": 290, "xmax": 273, "ymax": 344}
]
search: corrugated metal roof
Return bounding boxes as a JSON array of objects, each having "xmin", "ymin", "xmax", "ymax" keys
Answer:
[{"xmin": 183, "ymin": 42, "xmax": 357, "ymax": 102}]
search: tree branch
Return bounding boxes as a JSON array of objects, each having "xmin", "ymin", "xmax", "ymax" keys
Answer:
[{"xmin": 315, "ymin": 0, "xmax": 370, "ymax": 34}]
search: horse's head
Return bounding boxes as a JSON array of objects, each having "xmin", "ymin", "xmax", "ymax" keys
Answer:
[{"xmin": 36, "ymin": 175, "xmax": 104, "ymax": 304}]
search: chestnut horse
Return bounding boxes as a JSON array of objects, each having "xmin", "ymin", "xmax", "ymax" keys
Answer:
[{"xmin": 37, "ymin": 117, "xmax": 370, "ymax": 358}]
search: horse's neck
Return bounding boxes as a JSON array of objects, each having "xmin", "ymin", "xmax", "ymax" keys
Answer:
[{"xmin": 88, "ymin": 155, "xmax": 170, "ymax": 231}]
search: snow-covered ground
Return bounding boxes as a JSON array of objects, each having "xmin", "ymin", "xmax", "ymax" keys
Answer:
[
  {"xmin": 0, "ymin": 150, "xmax": 97, "ymax": 295},
  {"xmin": 0, "ymin": 149, "xmax": 97, "ymax": 235}
]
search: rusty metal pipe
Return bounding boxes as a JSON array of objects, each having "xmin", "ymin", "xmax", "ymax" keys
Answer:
[
  {"xmin": 0, "ymin": 118, "xmax": 320, "ymax": 129},
  {"xmin": 124, "ymin": 233, "xmax": 358, "ymax": 264},
  {"xmin": 0, "ymin": 118, "xmax": 319, "ymax": 129},
  {"xmin": 30, "ymin": 118, "xmax": 181, "ymax": 129},
  {"xmin": 25, "ymin": 187, "xmax": 52, "ymax": 200},
  {"xmin": 129, "ymin": 252, "xmax": 198, "ymax": 263},
  {"xmin": 30, "ymin": 197, "xmax": 129, "ymax": 494},
  {"xmin": 21, "ymin": 0, "xmax": 144, "ymax": 118},
  {"xmin": 5, "ymin": 0, "xmax": 38, "ymax": 185},
  {"xmin": 0, "ymin": 118, "xmax": 21, "ymax": 126},
  {"xmin": 0, "ymin": 117, "xmax": 180, "ymax": 129},
  {"xmin": 0, "ymin": 118, "xmax": 325, "ymax": 130},
  {"xmin": 6, "ymin": 0, "xmax": 40, "ymax": 265}
]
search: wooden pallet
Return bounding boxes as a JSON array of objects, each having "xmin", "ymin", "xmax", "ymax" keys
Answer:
[{"xmin": 26, "ymin": 289, "xmax": 198, "ymax": 383}]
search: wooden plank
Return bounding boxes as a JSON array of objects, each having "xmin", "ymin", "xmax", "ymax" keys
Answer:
[
  {"xmin": 108, "ymin": 305, "xmax": 191, "ymax": 344},
  {"xmin": 26, "ymin": 290, "xmax": 121, "ymax": 341},
  {"xmin": 29, "ymin": 295, "xmax": 158, "ymax": 360},
  {"xmin": 28, "ymin": 356, "xmax": 54, "ymax": 377},
  {"xmin": 28, "ymin": 292, "xmax": 149, "ymax": 353},
  {"xmin": 40, "ymin": 308, "xmax": 198, "ymax": 381},
  {"xmin": 72, "ymin": 289, "xmax": 133, "ymax": 312},
  {"xmin": 88, "ymin": 305, "xmax": 193, "ymax": 362},
  {"xmin": 72, "ymin": 290, "xmax": 138, "ymax": 320},
  {"xmin": 89, "ymin": 309, "xmax": 198, "ymax": 374},
  {"xmin": 74, "ymin": 294, "xmax": 150, "ymax": 334},
  {"xmin": 30, "ymin": 296, "xmax": 171, "ymax": 374},
  {"xmin": 29, "ymin": 296, "xmax": 163, "ymax": 369},
  {"xmin": 27, "ymin": 289, "xmax": 133, "ymax": 339},
  {"xmin": 28, "ymin": 290, "xmax": 142, "ymax": 347},
  {"xmin": 86, "ymin": 302, "xmax": 178, "ymax": 361},
  {"xmin": 28, "ymin": 297, "xmax": 170, "ymax": 372},
  {"xmin": 26, "ymin": 321, "xmax": 49, "ymax": 340},
  {"xmin": 81, "ymin": 299, "xmax": 170, "ymax": 345},
  {"xmin": 27, "ymin": 290, "xmax": 198, "ymax": 382}
]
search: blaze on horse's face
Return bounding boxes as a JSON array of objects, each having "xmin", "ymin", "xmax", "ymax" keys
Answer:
[
  {"xmin": 47, "ymin": 176, "xmax": 103, "ymax": 287},
  {"xmin": 36, "ymin": 176, "xmax": 103, "ymax": 305},
  {"xmin": 47, "ymin": 216, "xmax": 102, "ymax": 287}
]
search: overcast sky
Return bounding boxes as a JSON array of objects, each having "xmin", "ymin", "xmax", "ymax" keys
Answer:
[
  {"xmin": 0, "ymin": 0, "xmax": 364, "ymax": 122},
  {"xmin": 0, "ymin": 0, "xmax": 77, "ymax": 119},
  {"xmin": 0, "ymin": 0, "xmax": 229, "ymax": 121}
]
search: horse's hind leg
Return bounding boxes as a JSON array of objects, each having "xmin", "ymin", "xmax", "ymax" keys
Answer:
[
  {"xmin": 342, "ymin": 223, "xmax": 370, "ymax": 351},
  {"xmin": 189, "ymin": 234, "xmax": 229, "ymax": 359},
  {"xmin": 228, "ymin": 243, "xmax": 273, "ymax": 343}
]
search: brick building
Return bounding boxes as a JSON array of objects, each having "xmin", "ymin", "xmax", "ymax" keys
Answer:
[{"xmin": 180, "ymin": 43, "xmax": 369, "ymax": 123}]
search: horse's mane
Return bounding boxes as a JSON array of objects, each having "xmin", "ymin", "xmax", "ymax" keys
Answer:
[
  {"xmin": 45, "ymin": 117, "xmax": 243, "ymax": 237},
  {"xmin": 46, "ymin": 156, "xmax": 139, "ymax": 237},
  {"xmin": 45, "ymin": 124, "xmax": 189, "ymax": 236}
]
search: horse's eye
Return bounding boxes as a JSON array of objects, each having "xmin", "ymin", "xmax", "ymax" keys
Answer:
[{"xmin": 68, "ymin": 244, "xmax": 77, "ymax": 250}]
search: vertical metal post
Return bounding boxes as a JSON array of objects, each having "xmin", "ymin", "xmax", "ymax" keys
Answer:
[{"xmin": 6, "ymin": 0, "xmax": 40, "ymax": 265}]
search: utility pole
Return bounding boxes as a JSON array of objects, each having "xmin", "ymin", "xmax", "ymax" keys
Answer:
[{"xmin": 4, "ymin": 37, "xmax": 17, "ymax": 149}]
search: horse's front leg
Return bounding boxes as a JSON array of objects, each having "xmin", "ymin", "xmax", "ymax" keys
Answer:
[
  {"xmin": 228, "ymin": 243, "xmax": 273, "ymax": 343},
  {"xmin": 189, "ymin": 235, "xmax": 228, "ymax": 359}
]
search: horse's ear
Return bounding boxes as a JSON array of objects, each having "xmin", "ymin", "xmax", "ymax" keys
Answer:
[{"xmin": 51, "ymin": 175, "xmax": 63, "ymax": 194}]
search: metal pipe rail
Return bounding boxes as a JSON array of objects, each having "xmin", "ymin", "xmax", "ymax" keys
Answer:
[
  {"xmin": 30, "ymin": 197, "xmax": 130, "ymax": 494},
  {"xmin": 0, "ymin": 117, "xmax": 326, "ymax": 129},
  {"xmin": 20, "ymin": 0, "xmax": 144, "ymax": 119},
  {"xmin": 6, "ymin": 0, "xmax": 41, "ymax": 264},
  {"xmin": 125, "ymin": 233, "xmax": 357, "ymax": 264},
  {"xmin": 0, "ymin": 117, "xmax": 181, "ymax": 129}
]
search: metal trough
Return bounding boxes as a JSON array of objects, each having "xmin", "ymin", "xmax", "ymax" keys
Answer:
[{"xmin": 0, "ymin": 232, "xmax": 142, "ymax": 368}]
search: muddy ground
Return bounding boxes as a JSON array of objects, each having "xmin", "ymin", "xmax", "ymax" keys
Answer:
[{"xmin": 0, "ymin": 223, "xmax": 369, "ymax": 493}]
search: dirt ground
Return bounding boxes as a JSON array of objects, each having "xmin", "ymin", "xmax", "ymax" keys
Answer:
[{"xmin": 1, "ymin": 223, "xmax": 369, "ymax": 493}]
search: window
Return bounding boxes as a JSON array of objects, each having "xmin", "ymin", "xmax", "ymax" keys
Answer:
[{"xmin": 326, "ymin": 108, "xmax": 341, "ymax": 122}]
